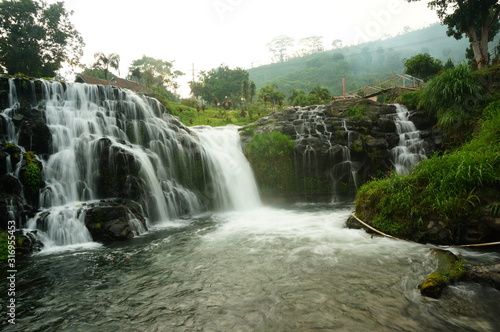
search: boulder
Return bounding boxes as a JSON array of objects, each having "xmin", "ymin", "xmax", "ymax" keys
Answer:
[
  {"xmin": 84, "ymin": 200, "xmax": 148, "ymax": 243},
  {"xmin": 420, "ymin": 249, "xmax": 500, "ymax": 298},
  {"xmin": 15, "ymin": 230, "xmax": 44, "ymax": 254},
  {"xmin": 464, "ymin": 264, "xmax": 500, "ymax": 289},
  {"xmin": 419, "ymin": 249, "xmax": 466, "ymax": 298}
]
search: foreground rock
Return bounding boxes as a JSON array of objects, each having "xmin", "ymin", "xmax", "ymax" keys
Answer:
[
  {"xmin": 84, "ymin": 199, "xmax": 148, "ymax": 243},
  {"xmin": 419, "ymin": 249, "xmax": 500, "ymax": 298}
]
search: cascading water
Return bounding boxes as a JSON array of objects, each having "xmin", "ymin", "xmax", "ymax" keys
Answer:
[
  {"xmin": 331, "ymin": 121, "xmax": 359, "ymax": 196},
  {"xmin": 391, "ymin": 104, "xmax": 427, "ymax": 175},
  {"xmin": 291, "ymin": 106, "xmax": 360, "ymax": 199},
  {"xmin": 194, "ymin": 125, "xmax": 261, "ymax": 211},
  {"xmin": 2, "ymin": 78, "xmax": 261, "ymax": 248}
]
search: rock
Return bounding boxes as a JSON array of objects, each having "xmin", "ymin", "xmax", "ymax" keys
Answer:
[
  {"xmin": 464, "ymin": 264, "xmax": 500, "ymax": 289},
  {"xmin": 419, "ymin": 249, "xmax": 466, "ymax": 298},
  {"xmin": 420, "ymin": 250, "xmax": 500, "ymax": 298},
  {"xmin": 377, "ymin": 116, "xmax": 396, "ymax": 132},
  {"xmin": 241, "ymin": 99, "xmax": 440, "ymax": 202},
  {"xmin": 84, "ymin": 200, "xmax": 148, "ymax": 243},
  {"xmin": 15, "ymin": 230, "xmax": 44, "ymax": 254}
]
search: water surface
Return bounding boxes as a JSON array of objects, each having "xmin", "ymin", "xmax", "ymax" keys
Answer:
[{"xmin": 2, "ymin": 203, "xmax": 500, "ymax": 331}]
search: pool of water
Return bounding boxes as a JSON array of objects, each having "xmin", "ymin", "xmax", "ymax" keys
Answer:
[{"xmin": 2, "ymin": 203, "xmax": 500, "ymax": 331}]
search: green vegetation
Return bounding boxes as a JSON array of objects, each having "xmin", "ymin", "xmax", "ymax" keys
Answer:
[
  {"xmin": 245, "ymin": 132, "xmax": 296, "ymax": 198},
  {"xmin": 403, "ymin": 53, "xmax": 443, "ymax": 81},
  {"xmin": 249, "ymin": 24, "xmax": 483, "ymax": 98},
  {"xmin": 419, "ymin": 249, "xmax": 467, "ymax": 298},
  {"xmin": 355, "ymin": 69, "xmax": 500, "ymax": 244},
  {"xmin": 190, "ymin": 65, "xmax": 254, "ymax": 107},
  {"xmin": 0, "ymin": 0, "xmax": 83, "ymax": 77},
  {"xmin": 418, "ymin": 64, "xmax": 487, "ymax": 143},
  {"xmin": 344, "ymin": 105, "xmax": 368, "ymax": 119},
  {"xmin": 0, "ymin": 231, "xmax": 8, "ymax": 264},
  {"xmin": 407, "ymin": 1, "xmax": 499, "ymax": 69},
  {"xmin": 23, "ymin": 151, "xmax": 42, "ymax": 195},
  {"xmin": 92, "ymin": 52, "xmax": 120, "ymax": 80},
  {"xmin": 171, "ymin": 102, "xmax": 275, "ymax": 127}
]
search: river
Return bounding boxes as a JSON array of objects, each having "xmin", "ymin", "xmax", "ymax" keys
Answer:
[{"xmin": 2, "ymin": 202, "xmax": 500, "ymax": 332}]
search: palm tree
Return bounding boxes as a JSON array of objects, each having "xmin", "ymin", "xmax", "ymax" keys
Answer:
[
  {"xmin": 93, "ymin": 52, "xmax": 120, "ymax": 80},
  {"xmin": 309, "ymin": 85, "xmax": 330, "ymax": 103}
]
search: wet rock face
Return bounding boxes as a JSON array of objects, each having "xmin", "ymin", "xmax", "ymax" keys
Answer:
[
  {"xmin": 84, "ymin": 200, "xmax": 148, "ymax": 243},
  {"xmin": 241, "ymin": 99, "xmax": 442, "ymax": 201}
]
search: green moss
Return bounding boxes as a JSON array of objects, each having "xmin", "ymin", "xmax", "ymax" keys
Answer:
[
  {"xmin": 344, "ymin": 105, "xmax": 368, "ymax": 119},
  {"xmin": 245, "ymin": 131, "xmax": 296, "ymax": 197},
  {"xmin": 240, "ymin": 124, "xmax": 257, "ymax": 137},
  {"xmin": 23, "ymin": 151, "xmax": 42, "ymax": 195},
  {"xmin": 24, "ymin": 163, "xmax": 41, "ymax": 194},
  {"xmin": 0, "ymin": 231, "xmax": 8, "ymax": 264},
  {"xmin": 420, "ymin": 249, "xmax": 467, "ymax": 298}
]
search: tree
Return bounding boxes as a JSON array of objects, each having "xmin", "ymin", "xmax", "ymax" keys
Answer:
[
  {"xmin": 331, "ymin": 39, "xmax": 343, "ymax": 50},
  {"xmin": 128, "ymin": 56, "xmax": 183, "ymax": 92},
  {"xmin": 403, "ymin": 53, "xmax": 443, "ymax": 81},
  {"xmin": 288, "ymin": 89, "xmax": 304, "ymax": 104},
  {"xmin": 0, "ymin": 0, "xmax": 84, "ymax": 77},
  {"xmin": 241, "ymin": 80, "xmax": 257, "ymax": 104},
  {"xmin": 407, "ymin": 0, "xmax": 500, "ymax": 68},
  {"xmin": 258, "ymin": 85, "xmax": 286, "ymax": 106},
  {"xmin": 297, "ymin": 36, "xmax": 324, "ymax": 56},
  {"xmin": 93, "ymin": 52, "xmax": 120, "ymax": 80},
  {"xmin": 191, "ymin": 65, "xmax": 250, "ymax": 105},
  {"xmin": 267, "ymin": 35, "xmax": 294, "ymax": 63},
  {"xmin": 309, "ymin": 85, "xmax": 331, "ymax": 103}
]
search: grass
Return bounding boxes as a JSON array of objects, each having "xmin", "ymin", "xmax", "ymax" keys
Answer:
[
  {"xmin": 170, "ymin": 102, "xmax": 276, "ymax": 127},
  {"xmin": 354, "ymin": 97, "xmax": 500, "ymax": 243},
  {"xmin": 344, "ymin": 105, "xmax": 368, "ymax": 119}
]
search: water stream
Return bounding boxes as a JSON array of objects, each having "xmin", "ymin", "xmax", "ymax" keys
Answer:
[
  {"xmin": 391, "ymin": 104, "xmax": 427, "ymax": 175},
  {"xmin": 2, "ymin": 204, "xmax": 499, "ymax": 331}
]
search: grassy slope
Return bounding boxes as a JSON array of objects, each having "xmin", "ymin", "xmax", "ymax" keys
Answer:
[
  {"xmin": 354, "ymin": 97, "xmax": 500, "ymax": 244},
  {"xmin": 170, "ymin": 102, "xmax": 277, "ymax": 127}
]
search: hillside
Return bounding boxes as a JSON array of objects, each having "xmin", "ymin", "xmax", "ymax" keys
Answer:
[{"xmin": 248, "ymin": 24, "xmax": 480, "ymax": 97}]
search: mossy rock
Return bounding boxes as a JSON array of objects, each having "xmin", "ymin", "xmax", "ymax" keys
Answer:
[{"xmin": 419, "ymin": 249, "xmax": 466, "ymax": 298}]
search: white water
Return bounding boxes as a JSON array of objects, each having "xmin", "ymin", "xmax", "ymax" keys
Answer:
[
  {"xmin": 392, "ymin": 104, "xmax": 427, "ymax": 175},
  {"xmin": 4, "ymin": 80, "xmax": 262, "ymax": 249},
  {"xmin": 7, "ymin": 204, "xmax": 500, "ymax": 331},
  {"xmin": 194, "ymin": 125, "xmax": 261, "ymax": 211}
]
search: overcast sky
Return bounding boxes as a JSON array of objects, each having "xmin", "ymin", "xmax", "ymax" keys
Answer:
[{"xmin": 59, "ymin": 0, "xmax": 439, "ymax": 96}]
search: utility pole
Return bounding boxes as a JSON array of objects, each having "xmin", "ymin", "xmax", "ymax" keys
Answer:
[{"xmin": 342, "ymin": 77, "xmax": 346, "ymax": 98}]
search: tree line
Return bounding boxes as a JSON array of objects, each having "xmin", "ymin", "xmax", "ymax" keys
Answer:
[{"xmin": 0, "ymin": 0, "xmax": 498, "ymax": 109}]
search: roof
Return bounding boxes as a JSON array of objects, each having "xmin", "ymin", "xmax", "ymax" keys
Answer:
[
  {"xmin": 76, "ymin": 74, "xmax": 153, "ymax": 94},
  {"xmin": 75, "ymin": 74, "xmax": 109, "ymax": 86},
  {"xmin": 109, "ymin": 77, "xmax": 153, "ymax": 94}
]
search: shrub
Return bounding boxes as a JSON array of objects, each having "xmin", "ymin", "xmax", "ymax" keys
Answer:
[
  {"xmin": 245, "ymin": 132, "xmax": 296, "ymax": 196},
  {"xmin": 418, "ymin": 64, "xmax": 487, "ymax": 139}
]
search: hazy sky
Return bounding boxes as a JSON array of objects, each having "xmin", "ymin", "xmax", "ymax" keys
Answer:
[{"xmin": 59, "ymin": 0, "xmax": 439, "ymax": 96}]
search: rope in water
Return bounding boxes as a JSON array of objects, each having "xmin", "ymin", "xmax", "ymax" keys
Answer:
[{"xmin": 350, "ymin": 213, "xmax": 500, "ymax": 248}]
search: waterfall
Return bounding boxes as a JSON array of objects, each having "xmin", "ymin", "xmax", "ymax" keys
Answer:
[
  {"xmin": 332, "ymin": 121, "xmax": 359, "ymax": 196},
  {"xmin": 2, "ymin": 78, "xmax": 262, "ymax": 248},
  {"xmin": 391, "ymin": 104, "xmax": 427, "ymax": 175},
  {"xmin": 194, "ymin": 125, "xmax": 261, "ymax": 210}
]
